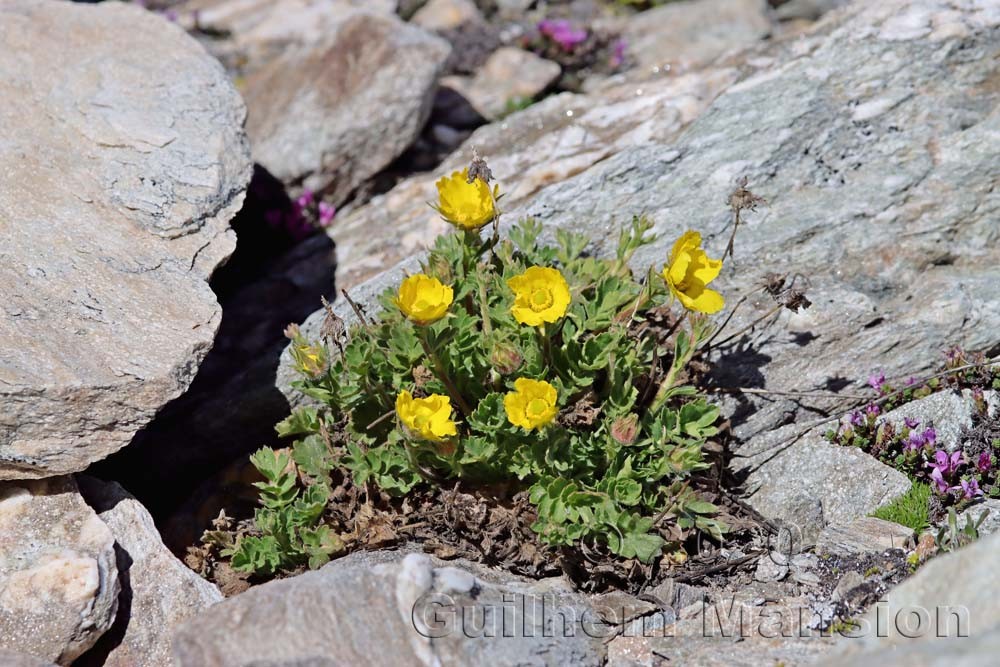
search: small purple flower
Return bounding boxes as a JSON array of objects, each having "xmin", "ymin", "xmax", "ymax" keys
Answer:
[
  {"xmin": 611, "ymin": 39, "xmax": 628, "ymax": 68},
  {"xmin": 928, "ymin": 449, "xmax": 963, "ymax": 478},
  {"xmin": 978, "ymin": 452, "xmax": 992, "ymax": 473},
  {"xmin": 318, "ymin": 201, "xmax": 336, "ymax": 227},
  {"xmin": 849, "ymin": 410, "xmax": 864, "ymax": 427},
  {"xmin": 904, "ymin": 417, "xmax": 920, "ymax": 430},
  {"xmin": 929, "ymin": 466, "xmax": 950, "ymax": 493},
  {"xmin": 903, "ymin": 432, "xmax": 925, "ymax": 453},
  {"xmin": 538, "ymin": 19, "xmax": 588, "ymax": 52},
  {"xmin": 922, "ymin": 427, "xmax": 936, "ymax": 446},
  {"xmin": 865, "ymin": 403, "xmax": 881, "ymax": 420},
  {"xmin": 904, "ymin": 376, "xmax": 919, "ymax": 387},
  {"xmin": 296, "ymin": 189, "xmax": 315, "ymax": 210},
  {"xmin": 868, "ymin": 372, "xmax": 887, "ymax": 393},
  {"xmin": 952, "ymin": 478, "xmax": 983, "ymax": 500}
]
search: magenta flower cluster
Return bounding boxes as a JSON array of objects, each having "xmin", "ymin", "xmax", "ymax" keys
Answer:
[
  {"xmin": 927, "ymin": 449, "xmax": 985, "ymax": 500},
  {"xmin": 265, "ymin": 189, "xmax": 335, "ymax": 240},
  {"xmin": 538, "ymin": 19, "xmax": 588, "ymax": 52}
]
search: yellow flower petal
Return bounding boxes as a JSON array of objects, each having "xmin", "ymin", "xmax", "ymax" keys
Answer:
[
  {"xmin": 434, "ymin": 168, "xmax": 497, "ymax": 230},
  {"xmin": 507, "ymin": 266, "xmax": 571, "ymax": 327},
  {"xmin": 396, "ymin": 390, "xmax": 458, "ymax": 442},
  {"xmin": 662, "ymin": 230, "xmax": 725, "ymax": 314},
  {"xmin": 396, "ymin": 274, "xmax": 453, "ymax": 325},
  {"xmin": 689, "ymin": 249, "xmax": 722, "ymax": 285},
  {"xmin": 669, "ymin": 230, "xmax": 702, "ymax": 265},
  {"xmin": 504, "ymin": 378, "xmax": 558, "ymax": 430},
  {"xmin": 667, "ymin": 249, "xmax": 691, "ymax": 286}
]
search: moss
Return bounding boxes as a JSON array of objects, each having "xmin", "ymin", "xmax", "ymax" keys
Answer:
[{"xmin": 871, "ymin": 482, "xmax": 931, "ymax": 532}]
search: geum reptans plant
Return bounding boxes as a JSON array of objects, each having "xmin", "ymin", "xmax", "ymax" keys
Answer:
[{"xmin": 231, "ymin": 155, "xmax": 736, "ymax": 575}]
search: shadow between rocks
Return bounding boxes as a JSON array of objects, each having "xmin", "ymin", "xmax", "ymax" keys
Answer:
[{"xmin": 88, "ymin": 165, "xmax": 336, "ymax": 532}]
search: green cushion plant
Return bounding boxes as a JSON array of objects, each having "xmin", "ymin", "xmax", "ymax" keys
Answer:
[{"xmin": 229, "ymin": 161, "xmax": 731, "ymax": 576}]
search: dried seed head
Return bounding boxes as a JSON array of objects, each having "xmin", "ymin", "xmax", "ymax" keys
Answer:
[
  {"xmin": 763, "ymin": 272, "xmax": 811, "ymax": 312},
  {"xmin": 780, "ymin": 289, "xmax": 812, "ymax": 312},
  {"xmin": 284, "ymin": 323, "xmax": 302, "ymax": 340},
  {"xmin": 413, "ymin": 365, "xmax": 435, "ymax": 388},
  {"xmin": 320, "ymin": 296, "xmax": 346, "ymax": 343},
  {"xmin": 762, "ymin": 272, "xmax": 787, "ymax": 297},
  {"xmin": 467, "ymin": 146, "xmax": 493, "ymax": 185},
  {"xmin": 728, "ymin": 176, "xmax": 766, "ymax": 214}
]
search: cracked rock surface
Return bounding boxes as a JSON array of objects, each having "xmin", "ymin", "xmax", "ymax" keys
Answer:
[
  {"xmin": 0, "ymin": 0, "xmax": 252, "ymax": 479},
  {"xmin": 0, "ymin": 477, "xmax": 118, "ymax": 665},
  {"xmin": 172, "ymin": 551, "xmax": 606, "ymax": 666}
]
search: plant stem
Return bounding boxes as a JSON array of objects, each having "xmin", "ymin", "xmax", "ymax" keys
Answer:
[
  {"xmin": 699, "ymin": 286, "xmax": 766, "ymax": 350},
  {"xmin": 705, "ymin": 303, "xmax": 783, "ymax": 350},
  {"xmin": 477, "ymin": 270, "xmax": 493, "ymax": 339},
  {"xmin": 418, "ymin": 332, "xmax": 472, "ymax": 417}
]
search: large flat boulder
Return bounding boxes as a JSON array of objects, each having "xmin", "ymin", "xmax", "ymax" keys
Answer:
[
  {"xmin": 75, "ymin": 478, "xmax": 223, "ymax": 667},
  {"xmin": 0, "ymin": 477, "xmax": 118, "ymax": 665},
  {"xmin": 823, "ymin": 531, "xmax": 1000, "ymax": 665},
  {"xmin": 0, "ymin": 0, "xmax": 252, "ymax": 479},
  {"xmin": 172, "ymin": 551, "xmax": 606, "ymax": 666},
  {"xmin": 243, "ymin": 12, "xmax": 451, "ymax": 203}
]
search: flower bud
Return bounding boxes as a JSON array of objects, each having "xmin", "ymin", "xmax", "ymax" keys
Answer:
[
  {"xmin": 611, "ymin": 414, "xmax": 640, "ymax": 445},
  {"xmin": 490, "ymin": 341, "xmax": 523, "ymax": 375}
]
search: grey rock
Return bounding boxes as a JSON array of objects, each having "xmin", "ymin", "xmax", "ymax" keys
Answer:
[
  {"xmin": 243, "ymin": 12, "xmax": 450, "ymax": 204},
  {"xmin": 817, "ymin": 517, "xmax": 915, "ymax": 556},
  {"xmin": 411, "ymin": 0, "xmax": 482, "ymax": 32},
  {"xmin": 831, "ymin": 571, "xmax": 866, "ymax": 602},
  {"xmin": 622, "ymin": 0, "xmax": 772, "ymax": 71},
  {"xmin": 177, "ymin": 0, "xmax": 397, "ymax": 50},
  {"xmin": 173, "ymin": 551, "xmax": 606, "ymax": 666},
  {"xmin": 773, "ymin": 491, "xmax": 827, "ymax": 553},
  {"xmin": 956, "ymin": 499, "xmax": 1000, "ymax": 538},
  {"xmin": 828, "ymin": 531, "xmax": 1000, "ymax": 662},
  {"xmin": 0, "ymin": 477, "xmax": 118, "ymax": 665},
  {"xmin": 608, "ymin": 590, "xmax": 835, "ymax": 666},
  {"xmin": 881, "ymin": 390, "xmax": 998, "ymax": 452},
  {"xmin": 822, "ymin": 625, "xmax": 1000, "ymax": 667},
  {"xmin": 0, "ymin": 0, "xmax": 252, "ymax": 479},
  {"xmin": 734, "ymin": 427, "xmax": 911, "ymax": 526},
  {"xmin": 442, "ymin": 47, "xmax": 562, "ymax": 120},
  {"xmin": 775, "ymin": 0, "xmax": 852, "ymax": 22},
  {"xmin": 312, "ymin": 65, "xmax": 739, "ymax": 294},
  {"xmin": 755, "ymin": 552, "xmax": 790, "ymax": 582},
  {"xmin": 0, "ymin": 652, "xmax": 57, "ymax": 667},
  {"xmin": 75, "ymin": 478, "xmax": 223, "ymax": 667}
]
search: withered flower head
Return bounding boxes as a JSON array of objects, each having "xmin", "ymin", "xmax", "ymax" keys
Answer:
[
  {"xmin": 283, "ymin": 323, "xmax": 302, "ymax": 340},
  {"xmin": 467, "ymin": 146, "xmax": 493, "ymax": 185},
  {"xmin": 763, "ymin": 272, "xmax": 811, "ymax": 312},
  {"xmin": 319, "ymin": 296, "xmax": 346, "ymax": 343},
  {"xmin": 728, "ymin": 176, "xmax": 765, "ymax": 214}
]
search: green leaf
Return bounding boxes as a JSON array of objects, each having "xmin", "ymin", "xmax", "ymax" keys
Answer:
[{"xmin": 293, "ymin": 435, "xmax": 333, "ymax": 480}]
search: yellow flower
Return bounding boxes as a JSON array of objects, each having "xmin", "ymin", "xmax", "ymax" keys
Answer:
[
  {"xmin": 396, "ymin": 274, "xmax": 453, "ymax": 325},
  {"xmin": 290, "ymin": 342, "xmax": 327, "ymax": 378},
  {"xmin": 396, "ymin": 390, "xmax": 458, "ymax": 442},
  {"xmin": 434, "ymin": 168, "xmax": 499, "ymax": 230},
  {"xmin": 507, "ymin": 266, "xmax": 571, "ymax": 326},
  {"xmin": 504, "ymin": 378, "xmax": 558, "ymax": 431},
  {"xmin": 661, "ymin": 231, "xmax": 724, "ymax": 314}
]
